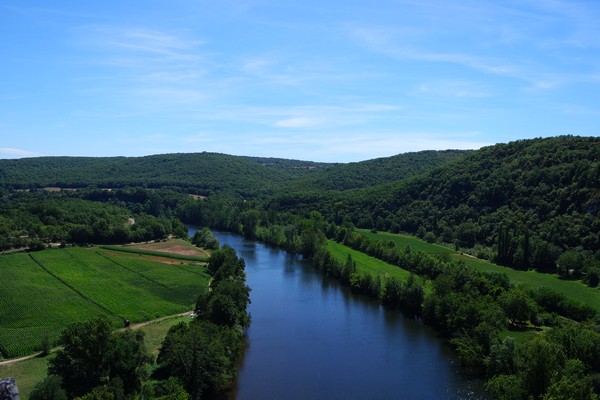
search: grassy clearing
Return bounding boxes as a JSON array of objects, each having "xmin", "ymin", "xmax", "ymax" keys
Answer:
[
  {"xmin": 139, "ymin": 315, "xmax": 191, "ymax": 360},
  {"xmin": 0, "ymin": 246, "xmax": 209, "ymax": 359},
  {"xmin": 0, "ymin": 354, "xmax": 52, "ymax": 399},
  {"xmin": 359, "ymin": 229, "xmax": 600, "ymax": 312},
  {"xmin": 498, "ymin": 328, "xmax": 537, "ymax": 345},
  {"xmin": 327, "ymin": 241, "xmax": 410, "ymax": 281},
  {"xmin": 359, "ymin": 229, "xmax": 455, "ymax": 256},
  {"xmin": 453, "ymin": 256, "xmax": 600, "ymax": 311}
]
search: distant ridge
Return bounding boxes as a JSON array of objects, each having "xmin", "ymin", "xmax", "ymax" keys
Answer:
[{"xmin": 0, "ymin": 150, "xmax": 468, "ymax": 196}]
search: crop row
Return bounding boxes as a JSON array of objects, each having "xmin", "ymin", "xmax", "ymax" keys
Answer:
[
  {"xmin": 0, "ymin": 253, "xmax": 115, "ymax": 358},
  {"xmin": 0, "ymin": 247, "xmax": 210, "ymax": 358}
]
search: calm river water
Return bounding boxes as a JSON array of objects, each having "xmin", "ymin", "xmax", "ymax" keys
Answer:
[{"xmin": 189, "ymin": 228, "xmax": 486, "ymax": 399}]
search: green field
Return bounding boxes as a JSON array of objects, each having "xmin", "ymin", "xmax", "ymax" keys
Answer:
[
  {"xmin": 327, "ymin": 241, "xmax": 410, "ymax": 281},
  {"xmin": 0, "ymin": 247, "xmax": 210, "ymax": 359},
  {"xmin": 359, "ymin": 229, "xmax": 600, "ymax": 312},
  {"xmin": 359, "ymin": 229, "xmax": 456, "ymax": 256}
]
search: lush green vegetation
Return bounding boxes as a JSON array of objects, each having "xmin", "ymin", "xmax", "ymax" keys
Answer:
[
  {"xmin": 359, "ymin": 229, "xmax": 455, "ymax": 256},
  {"xmin": 2, "ymin": 135, "xmax": 600, "ymax": 399},
  {"xmin": 157, "ymin": 246, "xmax": 250, "ymax": 398},
  {"xmin": 353, "ymin": 136, "xmax": 600, "ymax": 275},
  {"xmin": 0, "ymin": 247, "xmax": 209, "ymax": 359},
  {"xmin": 282, "ymin": 149, "xmax": 470, "ymax": 191},
  {"xmin": 0, "ymin": 355, "xmax": 51, "ymax": 399},
  {"xmin": 0, "ymin": 315, "xmax": 191, "ymax": 399},
  {"xmin": 8, "ymin": 242, "xmax": 249, "ymax": 400},
  {"xmin": 0, "ymin": 153, "xmax": 324, "ymax": 196},
  {"xmin": 327, "ymin": 241, "xmax": 410, "ymax": 282},
  {"xmin": 0, "ymin": 192, "xmax": 187, "ymax": 251},
  {"xmin": 359, "ymin": 229, "xmax": 600, "ymax": 312},
  {"xmin": 257, "ymin": 136, "xmax": 600, "ymax": 288}
]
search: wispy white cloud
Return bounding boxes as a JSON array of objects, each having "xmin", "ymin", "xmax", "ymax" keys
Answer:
[
  {"xmin": 0, "ymin": 147, "xmax": 40, "ymax": 158},
  {"xmin": 274, "ymin": 117, "xmax": 324, "ymax": 128},
  {"xmin": 349, "ymin": 26, "xmax": 524, "ymax": 79},
  {"xmin": 82, "ymin": 26, "xmax": 204, "ymax": 59},
  {"xmin": 226, "ymin": 129, "xmax": 491, "ymax": 162},
  {"xmin": 347, "ymin": 0, "xmax": 600, "ymax": 89},
  {"xmin": 415, "ymin": 81, "xmax": 490, "ymax": 98}
]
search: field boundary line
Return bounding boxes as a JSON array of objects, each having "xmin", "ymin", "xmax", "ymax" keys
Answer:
[{"xmin": 28, "ymin": 253, "xmax": 124, "ymax": 323}]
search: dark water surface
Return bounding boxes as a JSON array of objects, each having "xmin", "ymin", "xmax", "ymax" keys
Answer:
[{"xmin": 190, "ymin": 228, "xmax": 486, "ymax": 400}]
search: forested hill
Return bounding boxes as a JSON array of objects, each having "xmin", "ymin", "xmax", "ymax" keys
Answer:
[
  {"xmin": 0, "ymin": 150, "xmax": 466, "ymax": 197},
  {"xmin": 345, "ymin": 135, "xmax": 600, "ymax": 269},
  {"xmin": 0, "ymin": 153, "xmax": 325, "ymax": 196},
  {"xmin": 283, "ymin": 149, "xmax": 471, "ymax": 191}
]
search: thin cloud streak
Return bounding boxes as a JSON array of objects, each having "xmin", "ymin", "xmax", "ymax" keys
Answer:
[{"xmin": 0, "ymin": 147, "xmax": 41, "ymax": 159}]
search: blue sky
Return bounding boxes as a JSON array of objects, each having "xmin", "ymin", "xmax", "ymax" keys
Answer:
[{"xmin": 1, "ymin": 1, "xmax": 599, "ymax": 162}]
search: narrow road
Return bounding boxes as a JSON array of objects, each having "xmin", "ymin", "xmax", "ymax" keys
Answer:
[{"xmin": 0, "ymin": 311, "xmax": 193, "ymax": 367}]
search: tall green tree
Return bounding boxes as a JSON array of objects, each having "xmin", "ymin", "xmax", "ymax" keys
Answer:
[
  {"xmin": 48, "ymin": 317, "xmax": 151, "ymax": 398},
  {"xmin": 157, "ymin": 321, "xmax": 243, "ymax": 399}
]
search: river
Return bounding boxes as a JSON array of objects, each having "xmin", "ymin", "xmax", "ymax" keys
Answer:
[{"xmin": 189, "ymin": 228, "xmax": 486, "ymax": 399}]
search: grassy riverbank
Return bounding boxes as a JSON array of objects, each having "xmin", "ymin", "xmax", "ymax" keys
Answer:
[
  {"xmin": 327, "ymin": 241, "xmax": 410, "ymax": 281},
  {"xmin": 358, "ymin": 229, "xmax": 600, "ymax": 312}
]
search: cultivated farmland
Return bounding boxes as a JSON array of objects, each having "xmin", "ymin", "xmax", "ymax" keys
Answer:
[{"xmin": 0, "ymin": 246, "xmax": 210, "ymax": 359}]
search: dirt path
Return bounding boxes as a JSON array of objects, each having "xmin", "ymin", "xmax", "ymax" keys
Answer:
[
  {"xmin": 0, "ymin": 354, "xmax": 39, "ymax": 367},
  {"xmin": 125, "ymin": 310, "xmax": 193, "ymax": 330},
  {"xmin": 0, "ymin": 311, "xmax": 194, "ymax": 367}
]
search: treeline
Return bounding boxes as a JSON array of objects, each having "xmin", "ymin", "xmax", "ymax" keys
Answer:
[
  {"xmin": 0, "ymin": 191, "xmax": 187, "ymax": 250},
  {"xmin": 30, "ymin": 242, "xmax": 250, "ymax": 400},
  {"xmin": 157, "ymin": 245, "xmax": 250, "ymax": 398}
]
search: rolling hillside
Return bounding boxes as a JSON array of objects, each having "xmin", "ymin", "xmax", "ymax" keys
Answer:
[{"xmin": 0, "ymin": 153, "xmax": 326, "ymax": 197}]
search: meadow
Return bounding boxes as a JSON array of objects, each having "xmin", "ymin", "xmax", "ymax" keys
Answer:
[
  {"xmin": 358, "ymin": 229, "xmax": 600, "ymax": 312},
  {"xmin": 0, "ymin": 245, "xmax": 209, "ymax": 359},
  {"xmin": 327, "ymin": 240, "xmax": 410, "ymax": 281}
]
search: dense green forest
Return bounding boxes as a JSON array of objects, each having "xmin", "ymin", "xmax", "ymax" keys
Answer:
[
  {"xmin": 280, "ymin": 149, "xmax": 470, "ymax": 191},
  {"xmin": 0, "ymin": 149, "xmax": 466, "ymax": 196},
  {"xmin": 0, "ymin": 153, "xmax": 324, "ymax": 197},
  {"xmin": 0, "ymin": 191, "xmax": 186, "ymax": 250},
  {"xmin": 2, "ymin": 135, "xmax": 600, "ymax": 399}
]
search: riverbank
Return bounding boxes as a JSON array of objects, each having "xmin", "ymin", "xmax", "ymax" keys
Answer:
[{"xmin": 213, "ymin": 230, "xmax": 486, "ymax": 399}]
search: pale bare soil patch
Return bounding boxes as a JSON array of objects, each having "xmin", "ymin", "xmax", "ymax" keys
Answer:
[{"xmin": 130, "ymin": 238, "xmax": 210, "ymax": 258}]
